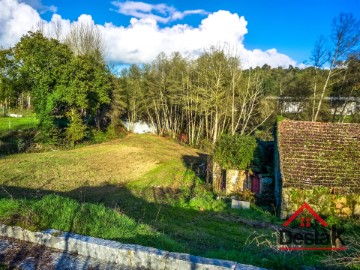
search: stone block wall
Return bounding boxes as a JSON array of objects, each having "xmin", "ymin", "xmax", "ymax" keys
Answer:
[{"xmin": 281, "ymin": 187, "xmax": 360, "ymax": 219}]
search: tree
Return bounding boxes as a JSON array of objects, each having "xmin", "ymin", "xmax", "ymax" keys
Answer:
[
  {"xmin": 64, "ymin": 21, "xmax": 104, "ymax": 62},
  {"xmin": 310, "ymin": 36, "xmax": 328, "ymax": 121},
  {"xmin": 331, "ymin": 55, "xmax": 360, "ymax": 122},
  {"xmin": 121, "ymin": 64, "xmax": 145, "ymax": 130},
  {"xmin": 14, "ymin": 31, "xmax": 72, "ymax": 140},
  {"xmin": 12, "ymin": 31, "xmax": 113, "ymax": 144},
  {"xmin": 0, "ymin": 49, "xmax": 18, "ymax": 111},
  {"xmin": 118, "ymin": 47, "xmax": 271, "ymax": 145},
  {"xmin": 313, "ymin": 13, "xmax": 360, "ymax": 122},
  {"xmin": 58, "ymin": 55, "xmax": 112, "ymax": 132}
]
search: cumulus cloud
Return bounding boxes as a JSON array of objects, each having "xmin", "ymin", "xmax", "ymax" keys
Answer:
[
  {"xmin": 111, "ymin": 1, "xmax": 208, "ymax": 24},
  {"xmin": 0, "ymin": 0, "xmax": 297, "ymax": 68},
  {"xmin": 0, "ymin": 0, "xmax": 42, "ymax": 48}
]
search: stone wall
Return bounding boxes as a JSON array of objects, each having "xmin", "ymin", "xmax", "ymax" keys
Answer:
[
  {"xmin": 225, "ymin": 169, "xmax": 247, "ymax": 195},
  {"xmin": 211, "ymin": 161, "xmax": 224, "ymax": 193},
  {"xmin": 210, "ymin": 159, "xmax": 253, "ymax": 195},
  {"xmin": 0, "ymin": 224, "xmax": 265, "ymax": 270},
  {"xmin": 281, "ymin": 187, "xmax": 360, "ymax": 219}
]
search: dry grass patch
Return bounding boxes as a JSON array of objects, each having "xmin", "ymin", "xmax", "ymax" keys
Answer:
[{"xmin": 0, "ymin": 134, "xmax": 204, "ymax": 193}]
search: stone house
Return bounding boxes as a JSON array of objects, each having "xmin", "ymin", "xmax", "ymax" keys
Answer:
[
  {"xmin": 210, "ymin": 162, "xmax": 273, "ymax": 197},
  {"xmin": 274, "ymin": 120, "xmax": 360, "ymax": 218}
]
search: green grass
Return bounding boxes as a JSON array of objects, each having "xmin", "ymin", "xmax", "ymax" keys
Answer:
[
  {"xmin": 0, "ymin": 194, "xmax": 181, "ymax": 251},
  {"xmin": 0, "ymin": 115, "xmax": 38, "ymax": 135},
  {"xmin": 0, "ymin": 114, "xmax": 39, "ymax": 155},
  {"xmin": 0, "ymin": 134, "xmax": 347, "ymax": 269}
]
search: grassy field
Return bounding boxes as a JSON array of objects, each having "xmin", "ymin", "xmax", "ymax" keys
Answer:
[
  {"xmin": 0, "ymin": 133, "xmax": 348, "ymax": 269},
  {"xmin": 0, "ymin": 115, "xmax": 38, "ymax": 135}
]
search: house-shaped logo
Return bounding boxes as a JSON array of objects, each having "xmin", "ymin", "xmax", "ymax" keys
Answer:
[{"xmin": 279, "ymin": 202, "xmax": 347, "ymax": 251}]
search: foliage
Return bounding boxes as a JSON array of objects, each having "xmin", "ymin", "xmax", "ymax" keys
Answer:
[
  {"xmin": 117, "ymin": 47, "xmax": 269, "ymax": 144},
  {"xmin": 65, "ymin": 111, "xmax": 87, "ymax": 145},
  {"xmin": 14, "ymin": 32, "xmax": 72, "ymax": 127},
  {"xmin": 186, "ymin": 178, "xmax": 226, "ymax": 211},
  {"xmin": 5, "ymin": 32, "xmax": 114, "ymax": 145},
  {"xmin": 2, "ymin": 18, "xmax": 360, "ymax": 146},
  {"xmin": 231, "ymin": 189, "xmax": 255, "ymax": 202},
  {"xmin": 214, "ymin": 134, "xmax": 257, "ymax": 170},
  {"xmin": 310, "ymin": 13, "xmax": 360, "ymax": 122}
]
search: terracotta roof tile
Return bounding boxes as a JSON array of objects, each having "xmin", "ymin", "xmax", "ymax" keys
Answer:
[{"xmin": 278, "ymin": 120, "xmax": 360, "ymax": 192}]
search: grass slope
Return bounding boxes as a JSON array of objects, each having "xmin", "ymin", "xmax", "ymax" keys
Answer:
[
  {"xmin": 0, "ymin": 134, "xmax": 332, "ymax": 269},
  {"xmin": 1, "ymin": 134, "xmax": 203, "ymax": 192}
]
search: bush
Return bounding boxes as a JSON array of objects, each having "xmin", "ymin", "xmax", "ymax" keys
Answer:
[
  {"xmin": 189, "ymin": 189, "xmax": 226, "ymax": 211},
  {"xmin": 231, "ymin": 189, "xmax": 255, "ymax": 202},
  {"xmin": 176, "ymin": 173, "xmax": 226, "ymax": 211},
  {"xmin": 214, "ymin": 134, "xmax": 257, "ymax": 170},
  {"xmin": 66, "ymin": 113, "xmax": 87, "ymax": 145}
]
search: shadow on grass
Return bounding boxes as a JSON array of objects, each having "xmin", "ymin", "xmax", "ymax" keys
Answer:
[
  {"xmin": 0, "ymin": 183, "xmax": 216, "ymax": 249},
  {"xmin": 0, "ymin": 150, "xmax": 325, "ymax": 269},
  {"xmin": 0, "ymin": 128, "xmax": 37, "ymax": 156},
  {"xmin": 0, "ymin": 182, "xmax": 323, "ymax": 270},
  {"xmin": 181, "ymin": 152, "xmax": 208, "ymax": 177}
]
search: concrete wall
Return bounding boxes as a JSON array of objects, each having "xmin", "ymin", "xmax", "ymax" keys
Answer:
[{"xmin": 0, "ymin": 224, "xmax": 265, "ymax": 270}]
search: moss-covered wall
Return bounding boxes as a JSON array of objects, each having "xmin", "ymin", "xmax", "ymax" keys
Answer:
[{"xmin": 281, "ymin": 186, "xmax": 360, "ymax": 219}]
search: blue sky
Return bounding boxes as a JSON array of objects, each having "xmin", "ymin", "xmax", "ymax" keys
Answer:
[{"xmin": 2, "ymin": 0, "xmax": 359, "ymax": 67}]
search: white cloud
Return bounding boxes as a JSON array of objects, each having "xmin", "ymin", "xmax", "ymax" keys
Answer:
[
  {"xmin": 0, "ymin": 0, "xmax": 297, "ymax": 68},
  {"xmin": 111, "ymin": 1, "xmax": 208, "ymax": 24},
  {"xmin": 0, "ymin": 0, "xmax": 42, "ymax": 48},
  {"xmin": 19, "ymin": 0, "xmax": 57, "ymax": 13}
]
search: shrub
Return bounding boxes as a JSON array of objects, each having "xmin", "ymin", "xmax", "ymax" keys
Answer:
[
  {"xmin": 66, "ymin": 112, "xmax": 87, "ymax": 145},
  {"xmin": 232, "ymin": 189, "xmax": 255, "ymax": 202},
  {"xmin": 189, "ymin": 188, "xmax": 226, "ymax": 212},
  {"xmin": 214, "ymin": 134, "xmax": 257, "ymax": 170}
]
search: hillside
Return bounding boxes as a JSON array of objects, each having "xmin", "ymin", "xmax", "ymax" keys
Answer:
[
  {"xmin": 0, "ymin": 134, "xmax": 329, "ymax": 269},
  {"xmin": 0, "ymin": 134, "xmax": 204, "ymax": 195}
]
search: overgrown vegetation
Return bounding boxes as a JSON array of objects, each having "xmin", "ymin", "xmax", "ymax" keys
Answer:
[
  {"xmin": 214, "ymin": 134, "xmax": 257, "ymax": 170},
  {"xmin": 0, "ymin": 115, "xmax": 39, "ymax": 155}
]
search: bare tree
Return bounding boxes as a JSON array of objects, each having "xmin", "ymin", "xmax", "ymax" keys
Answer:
[
  {"xmin": 310, "ymin": 36, "xmax": 328, "ymax": 121},
  {"xmin": 51, "ymin": 17, "xmax": 63, "ymax": 40},
  {"xmin": 65, "ymin": 21, "xmax": 104, "ymax": 61},
  {"xmin": 35, "ymin": 20, "xmax": 46, "ymax": 35},
  {"xmin": 313, "ymin": 13, "xmax": 360, "ymax": 122}
]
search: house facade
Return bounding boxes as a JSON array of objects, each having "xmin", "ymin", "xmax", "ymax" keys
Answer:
[{"xmin": 274, "ymin": 120, "xmax": 360, "ymax": 218}]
